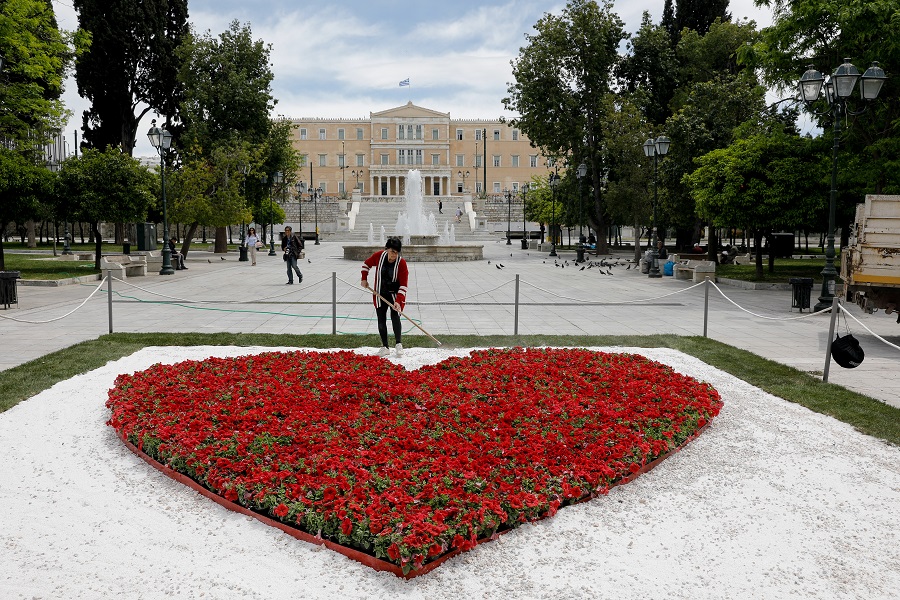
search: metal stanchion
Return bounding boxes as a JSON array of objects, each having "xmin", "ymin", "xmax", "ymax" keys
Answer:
[
  {"xmin": 514, "ymin": 274, "xmax": 520, "ymax": 336},
  {"xmin": 823, "ymin": 296, "xmax": 840, "ymax": 383},
  {"xmin": 332, "ymin": 272, "xmax": 337, "ymax": 335},
  {"xmin": 703, "ymin": 277, "xmax": 710, "ymax": 337},
  {"xmin": 106, "ymin": 273, "xmax": 114, "ymax": 334}
]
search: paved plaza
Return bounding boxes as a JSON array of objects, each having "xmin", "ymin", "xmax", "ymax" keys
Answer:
[{"xmin": 2, "ymin": 240, "xmax": 899, "ymax": 407}]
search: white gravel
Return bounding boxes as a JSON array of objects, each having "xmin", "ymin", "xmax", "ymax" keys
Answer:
[{"xmin": 1, "ymin": 346, "xmax": 898, "ymax": 600}]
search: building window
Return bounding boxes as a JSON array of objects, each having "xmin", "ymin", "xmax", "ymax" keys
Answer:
[
  {"xmin": 381, "ymin": 128, "xmax": 388, "ymax": 140},
  {"xmin": 299, "ymin": 128, "xmax": 307, "ymax": 140},
  {"xmin": 338, "ymin": 128, "xmax": 345, "ymax": 140},
  {"xmin": 475, "ymin": 129, "xmax": 482, "ymax": 141},
  {"xmin": 456, "ymin": 154, "xmax": 464, "ymax": 167},
  {"xmin": 356, "ymin": 128, "xmax": 363, "ymax": 140},
  {"xmin": 457, "ymin": 182, "xmax": 464, "ymax": 193},
  {"xmin": 547, "ymin": 157, "xmax": 556, "ymax": 167},
  {"xmin": 381, "ymin": 180, "xmax": 388, "ymax": 195},
  {"xmin": 415, "ymin": 149, "xmax": 423, "ymax": 165},
  {"xmin": 398, "ymin": 126, "xmax": 405, "ymax": 140},
  {"xmin": 356, "ymin": 154, "xmax": 364, "ymax": 166},
  {"xmin": 339, "ymin": 181, "xmax": 345, "ymax": 194},
  {"xmin": 493, "ymin": 129, "xmax": 500, "ymax": 140},
  {"xmin": 398, "ymin": 149, "xmax": 407, "ymax": 165},
  {"xmin": 476, "ymin": 182, "xmax": 483, "ymax": 194},
  {"xmin": 339, "ymin": 154, "xmax": 345, "ymax": 168},
  {"xmin": 511, "ymin": 155, "xmax": 519, "ymax": 168},
  {"xmin": 493, "ymin": 182, "xmax": 501, "ymax": 193},
  {"xmin": 512, "ymin": 129, "xmax": 519, "ymax": 141},
  {"xmin": 300, "ymin": 154, "xmax": 308, "ymax": 167},
  {"xmin": 318, "ymin": 154, "xmax": 327, "ymax": 167},
  {"xmin": 408, "ymin": 124, "xmax": 415, "ymax": 139},
  {"xmin": 318, "ymin": 128, "xmax": 326, "ymax": 140},
  {"xmin": 319, "ymin": 183, "xmax": 327, "ymax": 193},
  {"xmin": 380, "ymin": 153, "xmax": 388, "ymax": 165},
  {"xmin": 456, "ymin": 129, "xmax": 463, "ymax": 140},
  {"xmin": 530, "ymin": 155, "xmax": 538, "ymax": 168},
  {"xmin": 475, "ymin": 155, "xmax": 482, "ymax": 168},
  {"xmin": 432, "ymin": 128, "xmax": 439, "ymax": 140},
  {"xmin": 512, "ymin": 182, "xmax": 519, "ymax": 192},
  {"xmin": 493, "ymin": 155, "xmax": 501, "ymax": 167},
  {"xmin": 431, "ymin": 154, "xmax": 440, "ymax": 166},
  {"xmin": 416, "ymin": 125, "xmax": 422, "ymax": 140}
]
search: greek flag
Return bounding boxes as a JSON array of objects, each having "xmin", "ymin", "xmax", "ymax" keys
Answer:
[{"xmin": 399, "ymin": 78, "xmax": 410, "ymax": 87}]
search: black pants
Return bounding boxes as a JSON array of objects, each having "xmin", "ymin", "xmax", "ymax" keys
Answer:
[{"xmin": 375, "ymin": 298, "xmax": 402, "ymax": 347}]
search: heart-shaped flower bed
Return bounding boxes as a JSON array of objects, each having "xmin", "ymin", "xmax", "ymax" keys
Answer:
[{"xmin": 107, "ymin": 347, "xmax": 721, "ymax": 575}]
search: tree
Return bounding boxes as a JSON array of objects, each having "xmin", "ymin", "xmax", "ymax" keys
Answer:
[
  {"xmin": 72, "ymin": 0, "xmax": 188, "ymax": 153},
  {"xmin": 504, "ymin": 0, "xmax": 626, "ymax": 254},
  {"xmin": 686, "ymin": 122, "xmax": 821, "ymax": 277},
  {"xmin": 175, "ymin": 20, "xmax": 290, "ymax": 253},
  {"xmin": 674, "ymin": 0, "xmax": 730, "ymax": 36},
  {"xmin": 617, "ymin": 12, "xmax": 680, "ymax": 127},
  {"xmin": 0, "ymin": 148, "xmax": 54, "ymax": 269},
  {"xmin": 56, "ymin": 147, "xmax": 155, "ymax": 269}
]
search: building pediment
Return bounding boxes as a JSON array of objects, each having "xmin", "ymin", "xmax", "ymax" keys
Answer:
[{"xmin": 371, "ymin": 101, "xmax": 450, "ymax": 120}]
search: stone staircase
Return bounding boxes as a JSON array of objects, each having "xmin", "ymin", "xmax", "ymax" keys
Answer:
[{"xmin": 339, "ymin": 199, "xmax": 503, "ymax": 243}]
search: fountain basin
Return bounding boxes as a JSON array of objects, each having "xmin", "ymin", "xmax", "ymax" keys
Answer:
[{"xmin": 343, "ymin": 244, "xmax": 483, "ymax": 262}]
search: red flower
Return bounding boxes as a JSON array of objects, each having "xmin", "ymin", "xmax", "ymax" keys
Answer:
[
  {"xmin": 341, "ymin": 518, "xmax": 353, "ymax": 536},
  {"xmin": 273, "ymin": 503, "xmax": 289, "ymax": 518}
]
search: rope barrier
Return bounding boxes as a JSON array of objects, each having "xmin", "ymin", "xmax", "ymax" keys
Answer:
[
  {"xmin": 105, "ymin": 275, "xmax": 334, "ymax": 304},
  {"xmin": 335, "ymin": 274, "xmax": 514, "ymax": 305},
  {"xmin": 839, "ymin": 302, "xmax": 900, "ymax": 352},
  {"xmin": 0, "ymin": 277, "xmax": 107, "ymax": 324},
  {"xmin": 520, "ymin": 278, "xmax": 707, "ymax": 304},
  {"xmin": 709, "ymin": 281, "xmax": 831, "ymax": 321}
]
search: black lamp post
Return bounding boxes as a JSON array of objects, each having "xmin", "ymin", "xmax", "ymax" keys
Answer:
[
  {"xmin": 576, "ymin": 163, "xmax": 587, "ymax": 239},
  {"xmin": 311, "ymin": 185, "xmax": 322, "ymax": 244},
  {"xmin": 295, "ymin": 182, "xmax": 305, "ymax": 239},
  {"xmin": 643, "ymin": 136, "xmax": 671, "ymax": 278},
  {"xmin": 268, "ymin": 173, "xmax": 279, "ymax": 256},
  {"xmin": 798, "ymin": 59, "xmax": 886, "ymax": 311},
  {"xmin": 458, "ymin": 169, "xmax": 469, "ymax": 194},
  {"xmin": 147, "ymin": 120, "xmax": 175, "ymax": 275},
  {"xmin": 238, "ymin": 163, "xmax": 249, "ymax": 262},
  {"xmin": 521, "ymin": 183, "xmax": 530, "ymax": 250},
  {"xmin": 351, "ymin": 169, "xmax": 364, "ymax": 190},
  {"xmin": 549, "ymin": 170, "xmax": 560, "ymax": 257},
  {"xmin": 504, "ymin": 188, "xmax": 513, "ymax": 245}
]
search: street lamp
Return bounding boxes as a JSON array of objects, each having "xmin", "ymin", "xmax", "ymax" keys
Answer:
[
  {"xmin": 549, "ymin": 170, "xmax": 560, "ymax": 257},
  {"xmin": 147, "ymin": 120, "xmax": 175, "ymax": 275},
  {"xmin": 521, "ymin": 183, "xmax": 530, "ymax": 250},
  {"xmin": 503, "ymin": 188, "xmax": 513, "ymax": 245},
  {"xmin": 351, "ymin": 169, "xmax": 364, "ymax": 190},
  {"xmin": 295, "ymin": 182, "xmax": 305, "ymax": 239},
  {"xmin": 576, "ymin": 163, "xmax": 587, "ymax": 239},
  {"xmin": 310, "ymin": 185, "xmax": 322, "ymax": 245},
  {"xmin": 458, "ymin": 170, "xmax": 470, "ymax": 194},
  {"xmin": 643, "ymin": 135, "xmax": 671, "ymax": 278},
  {"xmin": 238, "ymin": 163, "xmax": 249, "ymax": 262},
  {"xmin": 798, "ymin": 59, "xmax": 886, "ymax": 311}
]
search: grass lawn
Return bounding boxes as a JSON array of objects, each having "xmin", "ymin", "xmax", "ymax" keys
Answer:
[
  {"xmin": 0, "ymin": 253, "xmax": 99, "ymax": 280},
  {"xmin": 717, "ymin": 259, "xmax": 841, "ymax": 283},
  {"xmin": 1, "ymin": 333, "xmax": 897, "ymax": 446}
]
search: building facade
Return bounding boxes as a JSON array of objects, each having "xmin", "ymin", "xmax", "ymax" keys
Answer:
[{"xmin": 290, "ymin": 101, "xmax": 551, "ymax": 198}]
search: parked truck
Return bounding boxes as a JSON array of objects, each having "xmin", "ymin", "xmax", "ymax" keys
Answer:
[{"xmin": 841, "ymin": 194, "xmax": 900, "ymax": 322}]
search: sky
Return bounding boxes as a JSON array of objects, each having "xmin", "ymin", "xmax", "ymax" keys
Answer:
[{"xmin": 50, "ymin": 0, "xmax": 775, "ymax": 158}]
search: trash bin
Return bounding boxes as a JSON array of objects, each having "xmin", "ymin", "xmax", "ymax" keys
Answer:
[
  {"xmin": 576, "ymin": 243, "xmax": 585, "ymax": 262},
  {"xmin": 123, "ymin": 241, "xmax": 131, "ymax": 255},
  {"xmin": 0, "ymin": 271, "xmax": 20, "ymax": 309},
  {"xmin": 789, "ymin": 277, "xmax": 814, "ymax": 312},
  {"xmin": 772, "ymin": 233, "xmax": 794, "ymax": 258}
]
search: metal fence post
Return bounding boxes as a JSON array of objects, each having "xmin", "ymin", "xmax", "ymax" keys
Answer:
[
  {"xmin": 823, "ymin": 296, "xmax": 840, "ymax": 383},
  {"xmin": 106, "ymin": 273, "xmax": 113, "ymax": 334},
  {"xmin": 703, "ymin": 276, "xmax": 710, "ymax": 337},
  {"xmin": 332, "ymin": 272, "xmax": 337, "ymax": 335},
  {"xmin": 514, "ymin": 274, "xmax": 520, "ymax": 336}
]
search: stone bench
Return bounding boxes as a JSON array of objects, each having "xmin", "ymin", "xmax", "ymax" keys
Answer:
[
  {"xmin": 674, "ymin": 259, "xmax": 716, "ymax": 283},
  {"xmin": 100, "ymin": 255, "xmax": 147, "ymax": 279}
]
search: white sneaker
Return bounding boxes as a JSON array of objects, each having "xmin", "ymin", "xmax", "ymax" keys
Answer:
[
  {"xmin": 377, "ymin": 346, "xmax": 390, "ymax": 357},
  {"xmin": 394, "ymin": 343, "xmax": 403, "ymax": 357}
]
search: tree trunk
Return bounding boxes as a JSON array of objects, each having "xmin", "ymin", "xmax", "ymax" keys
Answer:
[
  {"xmin": 181, "ymin": 222, "xmax": 200, "ymax": 258},
  {"xmin": 633, "ymin": 216, "xmax": 642, "ymax": 263},
  {"xmin": 754, "ymin": 230, "xmax": 764, "ymax": 279},
  {"xmin": 707, "ymin": 219, "xmax": 718, "ymax": 263},
  {"xmin": 26, "ymin": 220, "xmax": 36, "ymax": 248},
  {"xmin": 214, "ymin": 226, "xmax": 228, "ymax": 253},
  {"xmin": 767, "ymin": 232, "xmax": 776, "ymax": 274},
  {"xmin": 114, "ymin": 223, "xmax": 124, "ymax": 244}
]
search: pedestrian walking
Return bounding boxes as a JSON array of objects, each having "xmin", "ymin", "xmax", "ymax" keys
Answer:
[
  {"xmin": 281, "ymin": 226, "xmax": 303, "ymax": 284},
  {"xmin": 246, "ymin": 228, "xmax": 260, "ymax": 266},
  {"xmin": 456, "ymin": 206, "xmax": 462, "ymax": 223},
  {"xmin": 438, "ymin": 200, "xmax": 443, "ymax": 214},
  {"xmin": 360, "ymin": 237, "xmax": 408, "ymax": 357}
]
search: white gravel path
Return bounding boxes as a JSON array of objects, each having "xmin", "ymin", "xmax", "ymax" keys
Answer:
[{"xmin": 1, "ymin": 346, "xmax": 898, "ymax": 600}]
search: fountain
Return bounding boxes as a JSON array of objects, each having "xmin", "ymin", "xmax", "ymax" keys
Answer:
[{"xmin": 343, "ymin": 169, "xmax": 483, "ymax": 262}]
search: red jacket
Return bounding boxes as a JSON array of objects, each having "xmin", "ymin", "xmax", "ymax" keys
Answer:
[{"xmin": 361, "ymin": 250, "xmax": 408, "ymax": 310}]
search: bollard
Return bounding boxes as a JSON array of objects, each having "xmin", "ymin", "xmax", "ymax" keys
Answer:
[
  {"xmin": 703, "ymin": 277, "xmax": 710, "ymax": 337},
  {"xmin": 105, "ymin": 272, "xmax": 114, "ymax": 334},
  {"xmin": 332, "ymin": 272, "xmax": 337, "ymax": 335}
]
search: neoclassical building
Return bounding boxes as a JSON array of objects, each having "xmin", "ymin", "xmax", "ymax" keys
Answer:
[{"xmin": 290, "ymin": 102, "xmax": 551, "ymax": 198}]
